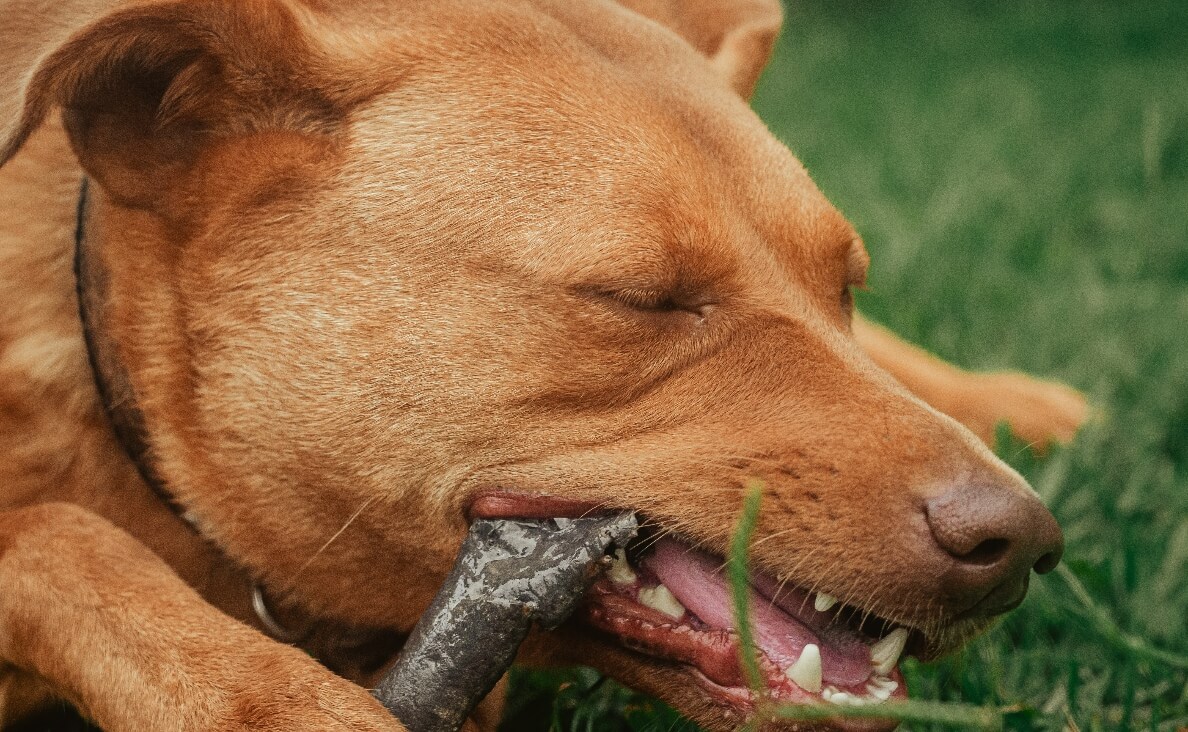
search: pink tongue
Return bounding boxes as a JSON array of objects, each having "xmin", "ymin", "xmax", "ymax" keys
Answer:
[{"xmin": 643, "ymin": 540, "xmax": 872, "ymax": 687}]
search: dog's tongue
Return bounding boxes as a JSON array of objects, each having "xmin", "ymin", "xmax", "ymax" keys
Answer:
[{"xmin": 643, "ymin": 540, "xmax": 872, "ymax": 687}]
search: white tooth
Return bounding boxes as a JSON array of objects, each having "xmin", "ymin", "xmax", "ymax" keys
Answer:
[
  {"xmin": 870, "ymin": 628, "xmax": 909, "ymax": 675},
  {"xmin": 869, "ymin": 675, "xmax": 898, "ymax": 691},
  {"xmin": 865, "ymin": 680, "xmax": 896, "ymax": 701},
  {"xmin": 829, "ymin": 692, "xmax": 855, "ymax": 705},
  {"xmin": 783, "ymin": 643, "xmax": 822, "ymax": 693},
  {"xmin": 607, "ymin": 548, "xmax": 637, "ymax": 585},
  {"xmin": 813, "ymin": 593, "xmax": 838, "ymax": 612},
  {"xmin": 820, "ymin": 685, "xmax": 839, "ymax": 702},
  {"xmin": 638, "ymin": 584, "xmax": 686, "ymax": 619}
]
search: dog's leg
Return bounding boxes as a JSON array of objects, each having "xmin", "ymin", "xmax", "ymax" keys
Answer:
[
  {"xmin": 853, "ymin": 314, "xmax": 1088, "ymax": 449},
  {"xmin": 0, "ymin": 503, "xmax": 406, "ymax": 732}
]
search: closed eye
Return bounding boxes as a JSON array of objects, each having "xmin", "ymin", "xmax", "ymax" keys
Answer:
[{"xmin": 599, "ymin": 287, "xmax": 715, "ymax": 322}]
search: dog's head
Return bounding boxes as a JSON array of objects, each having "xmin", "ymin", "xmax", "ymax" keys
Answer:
[{"xmin": 1, "ymin": 0, "xmax": 1062, "ymax": 727}]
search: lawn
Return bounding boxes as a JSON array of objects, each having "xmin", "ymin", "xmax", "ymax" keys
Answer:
[{"xmin": 501, "ymin": 1, "xmax": 1188, "ymax": 730}]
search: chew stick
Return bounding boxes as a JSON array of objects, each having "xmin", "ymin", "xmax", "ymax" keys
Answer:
[{"xmin": 373, "ymin": 513, "xmax": 638, "ymax": 732}]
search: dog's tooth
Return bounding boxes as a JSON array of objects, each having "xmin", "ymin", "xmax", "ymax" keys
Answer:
[
  {"xmin": 607, "ymin": 548, "xmax": 637, "ymax": 585},
  {"xmin": 820, "ymin": 685, "xmax": 839, "ymax": 702},
  {"xmin": 832, "ymin": 691, "xmax": 871, "ymax": 706},
  {"xmin": 783, "ymin": 643, "xmax": 822, "ymax": 693},
  {"xmin": 813, "ymin": 592, "xmax": 838, "ymax": 613},
  {"xmin": 870, "ymin": 627, "xmax": 909, "ymax": 675},
  {"xmin": 869, "ymin": 675, "xmax": 898, "ymax": 691},
  {"xmin": 865, "ymin": 679, "xmax": 897, "ymax": 701},
  {"xmin": 638, "ymin": 584, "xmax": 686, "ymax": 619}
]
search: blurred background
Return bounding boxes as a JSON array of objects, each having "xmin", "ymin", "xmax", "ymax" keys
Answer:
[{"xmin": 503, "ymin": 1, "xmax": 1188, "ymax": 730}]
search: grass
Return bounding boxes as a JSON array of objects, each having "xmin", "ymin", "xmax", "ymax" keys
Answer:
[{"xmin": 501, "ymin": 1, "xmax": 1188, "ymax": 730}]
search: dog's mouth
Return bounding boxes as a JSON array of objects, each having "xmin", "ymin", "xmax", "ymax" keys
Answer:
[
  {"xmin": 468, "ymin": 493, "xmax": 915, "ymax": 722},
  {"xmin": 582, "ymin": 535, "xmax": 911, "ymax": 713}
]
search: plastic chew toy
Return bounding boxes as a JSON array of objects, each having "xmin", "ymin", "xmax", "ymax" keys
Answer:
[{"xmin": 373, "ymin": 512, "xmax": 639, "ymax": 732}]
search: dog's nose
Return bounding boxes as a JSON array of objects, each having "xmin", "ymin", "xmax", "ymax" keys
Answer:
[{"xmin": 925, "ymin": 482, "xmax": 1064, "ymax": 618}]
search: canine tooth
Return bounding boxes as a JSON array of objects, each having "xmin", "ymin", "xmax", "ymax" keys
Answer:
[
  {"xmin": 783, "ymin": 643, "xmax": 822, "ymax": 693},
  {"xmin": 638, "ymin": 584, "xmax": 686, "ymax": 619},
  {"xmin": 870, "ymin": 628, "xmax": 909, "ymax": 675},
  {"xmin": 607, "ymin": 548, "xmax": 637, "ymax": 585},
  {"xmin": 813, "ymin": 592, "xmax": 838, "ymax": 612}
]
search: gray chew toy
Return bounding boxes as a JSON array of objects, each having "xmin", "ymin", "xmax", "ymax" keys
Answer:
[{"xmin": 373, "ymin": 513, "xmax": 639, "ymax": 732}]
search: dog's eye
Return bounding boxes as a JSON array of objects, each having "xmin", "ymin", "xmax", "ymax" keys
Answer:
[{"xmin": 603, "ymin": 288, "xmax": 712, "ymax": 321}]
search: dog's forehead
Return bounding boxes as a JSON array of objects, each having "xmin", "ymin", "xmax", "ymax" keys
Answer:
[
  {"xmin": 314, "ymin": 0, "xmax": 850, "ymax": 289},
  {"xmin": 342, "ymin": 90, "xmax": 841, "ymax": 282}
]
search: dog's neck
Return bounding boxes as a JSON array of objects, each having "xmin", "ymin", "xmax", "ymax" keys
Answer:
[
  {"xmin": 74, "ymin": 177, "xmax": 180, "ymax": 513},
  {"xmin": 73, "ymin": 177, "xmax": 404, "ymax": 679},
  {"xmin": 74, "ymin": 176, "xmax": 292, "ymax": 626}
]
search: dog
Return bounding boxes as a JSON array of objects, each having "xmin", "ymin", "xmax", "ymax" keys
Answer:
[{"xmin": 0, "ymin": 0, "xmax": 1088, "ymax": 729}]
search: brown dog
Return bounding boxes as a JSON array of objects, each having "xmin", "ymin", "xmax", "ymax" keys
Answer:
[{"xmin": 0, "ymin": 0, "xmax": 1087, "ymax": 730}]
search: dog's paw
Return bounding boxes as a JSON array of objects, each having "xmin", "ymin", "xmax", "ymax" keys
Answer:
[
  {"xmin": 952, "ymin": 372, "xmax": 1090, "ymax": 451},
  {"xmin": 216, "ymin": 651, "xmax": 408, "ymax": 732}
]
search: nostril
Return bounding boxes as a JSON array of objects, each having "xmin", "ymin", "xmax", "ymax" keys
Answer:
[
  {"xmin": 1033, "ymin": 549, "xmax": 1061, "ymax": 574},
  {"xmin": 924, "ymin": 488, "xmax": 1017, "ymax": 564},
  {"xmin": 925, "ymin": 480, "xmax": 1064, "ymax": 618},
  {"xmin": 925, "ymin": 481, "xmax": 1064, "ymax": 573},
  {"xmin": 961, "ymin": 537, "xmax": 1011, "ymax": 566}
]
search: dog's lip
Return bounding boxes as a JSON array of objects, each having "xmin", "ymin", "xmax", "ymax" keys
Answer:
[
  {"xmin": 465, "ymin": 491, "xmax": 608, "ymax": 521},
  {"xmin": 587, "ymin": 652, "xmax": 898, "ymax": 732},
  {"xmin": 683, "ymin": 667, "xmax": 902, "ymax": 732}
]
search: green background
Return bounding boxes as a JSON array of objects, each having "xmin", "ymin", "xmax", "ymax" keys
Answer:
[{"xmin": 503, "ymin": 1, "xmax": 1188, "ymax": 730}]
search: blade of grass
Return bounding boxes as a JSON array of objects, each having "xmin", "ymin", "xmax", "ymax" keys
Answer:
[
  {"xmin": 729, "ymin": 481, "xmax": 766, "ymax": 695},
  {"xmin": 767, "ymin": 699, "xmax": 1006, "ymax": 729},
  {"xmin": 1053, "ymin": 564, "xmax": 1188, "ymax": 670}
]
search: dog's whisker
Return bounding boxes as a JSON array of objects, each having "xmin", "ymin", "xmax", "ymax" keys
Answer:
[
  {"xmin": 290, "ymin": 494, "xmax": 381, "ymax": 584},
  {"xmin": 576, "ymin": 499, "xmax": 618, "ymax": 519},
  {"xmin": 749, "ymin": 525, "xmax": 802, "ymax": 548},
  {"xmin": 769, "ymin": 576, "xmax": 793, "ymax": 611},
  {"xmin": 634, "ymin": 525, "xmax": 676, "ymax": 551}
]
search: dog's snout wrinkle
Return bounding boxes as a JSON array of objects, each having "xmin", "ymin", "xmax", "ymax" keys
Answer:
[{"xmin": 925, "ymin": 481, "xmax": 1063, "ymax": 619}]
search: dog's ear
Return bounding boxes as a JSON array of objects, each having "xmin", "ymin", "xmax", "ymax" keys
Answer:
[
  {"xmin": 0, "ymin": 0, "xmax": 365, "ymax": 207},
  {"xmin": 617, "ymin": 0, "xmax": 783, "ymax": 98}
]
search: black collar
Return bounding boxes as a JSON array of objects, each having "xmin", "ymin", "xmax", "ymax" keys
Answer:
[
  {"xmin": 74, "ymin": 176, "xmax": 180, "ymax": 512},
  {"xmin": 72, "ymin": 177, "xmax": 404, "ymax": 675}
]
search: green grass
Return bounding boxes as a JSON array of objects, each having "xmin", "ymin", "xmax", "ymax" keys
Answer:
[{"xmin": 502, "ymin": 1, "xmax": 1188, "ymax": 730}]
